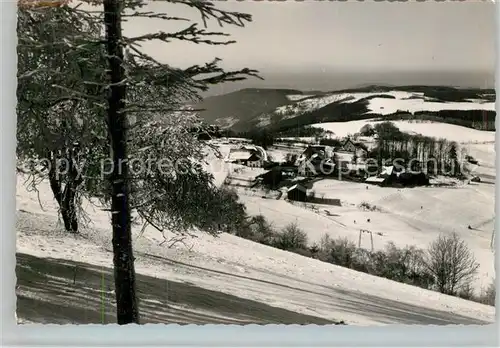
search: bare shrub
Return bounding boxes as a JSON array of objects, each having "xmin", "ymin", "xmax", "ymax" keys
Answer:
[
  {"xmin": 319, "ymin": 233, "xmax": 333, "ymax": 252},
  {"xmin": 318, "ymin": 235, "xmax": 357, "ymax": 268},
  {"xmin": 243, "ymin": 214, "xmax": 276, "ymax": 245},
  {"xmin": 379, "ymin": 243, "xmax": 432, "ymax": 287},
  {"xmin": 359, "ymin": 201, "xmax": 379, "ymax": 212},
  {"xmin": 350, "ymin": 248, "xmax": 374, "ymax": 273},
  {"xmin": 317, "ymin": 236, "xmax": 434, "ymax": 289},
  {"xmin": 477, "ymin": 282, "xmax": 496, "ymax": 306},
  {"xmin": 457, "ymin": 283, "xmax": 476, "ymax": 301},
  {"xmin": 425, "ymin": 233, "xmax": 479, "ymax": 295},
  {"xmin": 272, "ymin": 223, "xmax": 308, "ymax": 251},
  {"xmin": 360, "ymin": 124, "xmax": 375, "ymax": 137},
  {"xmin": 308, "ymin": 243, "xmax": 320, "ymax": 257}
]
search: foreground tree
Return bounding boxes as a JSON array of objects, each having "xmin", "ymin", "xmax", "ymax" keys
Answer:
[
  {"xmin": 17, "ymin": 3, "xmax": 107, "ymax": 232},
  {"xmin": 18, "ymin": 0, "xmax": 259, "ymax": 324},
  {"xmin": 102, "ymin": 0, "xmax": 139, "ymax": 324},
  {"xmin": 425, "ymin": 233, "xmax": 479, "ymax": 295}
]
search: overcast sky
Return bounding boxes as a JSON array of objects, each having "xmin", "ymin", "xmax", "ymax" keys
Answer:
[{"xmin": 122, "ymin": 1, "xmax": 495, "ymax": 92}]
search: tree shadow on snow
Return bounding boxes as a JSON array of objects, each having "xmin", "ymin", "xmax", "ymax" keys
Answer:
[{"xmin": 15, "ymin": 253, "xmax": 337, "ymax": 325}]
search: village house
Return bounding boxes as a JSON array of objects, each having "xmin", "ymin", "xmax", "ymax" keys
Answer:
[
  {"xmin": 365, "ymin": 165, "xmax": 399, "ymax": 186},
  {"xmin": 227, "ymin": 146, "xmax": 264, "ymax": 168},
  {"xmin": 297, "ymin": 160, "xmax": 316, "ymax": 177},
  {"xmin": 299, "ymin": 145, "xmax": 335, "ymax": 162},
  {"xmin": 256, "ymin": 166, "xmax": 298, "ymax": 188},
  {"xmin": 256, "ymin": 168, "xmax": 282, "ymax": 188},
  {"xmin": 365, "ymin": 165, "xmax": 429, "ymax": 187},
  {"xmin": 246, "ymin": 152, "xmax": 264, "ymax": 168},
  {"xmin": 227, "ymin": 148, "xmax": 254, "ymax": 165},
  {"xmin": 293, "ymin": 142, "xmax": 372, "ymax": 179},
  {"xmin": 342, "ymin": 138, "xmax": 368, "ymax": 162},
  {"xmin": 297, "ymin": 154, "xmax": 335, "ymax": 177},
  {"xmin": 287, "ymin": 183, "xmax": 308, "ymax": 202},
  {"xmin": 342, "ymin": 138, "xmax": 357, "ymax": 152},
  {"xmin": 296, "ymin": 145, "xmax": 335, "ymax": 176}
]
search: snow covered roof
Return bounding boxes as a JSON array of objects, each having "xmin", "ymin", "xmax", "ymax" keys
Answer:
[
  {"xmin": 380, "ymin": 165, "xmax": 394, "ymax": 176},
  {"xmin": 228, "ymin": 150, "xmax": 253, "ymax": 161},
  {"xmin": 343, "ymin": 138, "xmax": 368, "ymax": 150},
  {"xmin": 365, "ymin": 176, "xmax": 386, "ymax": 183},
  {"xmin": 305, "ymin": 145, "xmax": 334, "ymax": 156},
  {"xmin": 380, "ymin": 165, "xmax": 405, "ymax": 177}
]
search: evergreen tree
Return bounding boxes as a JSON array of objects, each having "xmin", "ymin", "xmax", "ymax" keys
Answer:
[
  {"xmin": 17, "ymin": 0, "xmax": 259, "ymax": 324},
  {"xmin": 448, "ymin": 142, "xmax": 461, "ymax": 177}
]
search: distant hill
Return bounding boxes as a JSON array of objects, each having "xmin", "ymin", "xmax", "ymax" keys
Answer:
[
  {"xmin": 195, "ymin": 85, "xmax": 496, "ymax": 134},
  {"xmin": 194, "ymin": 88, "xmax": 302, "ymax": 132}
]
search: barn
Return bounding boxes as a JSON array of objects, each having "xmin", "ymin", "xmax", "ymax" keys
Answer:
[
  {"xmin": 257, "ymin": 168, "xmax": 283, "ymax": 188},
  {"xmin": 287, "ymin": 184, "xmax": 308, "ymax": 202},
  {"xmin": 397, "ymin": 172, "xmax": 430, "ymax": 187}
]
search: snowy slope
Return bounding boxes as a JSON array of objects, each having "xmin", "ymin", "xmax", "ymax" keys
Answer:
[
  {"xmin": 273, "ymin": 91, "xmax": 495, "ymax": 121},
  {"xmin": 15, "ymin": 174, "xmax": 495, "ymax": 325},
  {"xmin": 309, "ymin": 179, "xmax": 495, "ymax": 291},
  {"xmin": 366, "ymin": 95, "xmax": 494, "ymax": 115},
  {"xmin": 311, "ymin": 119, "xmax": 496, "ymax": 144}
]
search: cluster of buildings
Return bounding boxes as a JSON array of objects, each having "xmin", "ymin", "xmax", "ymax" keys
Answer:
[
  {"xmin": 295, "ymin": 138, "xmax": 369, "ymax": 177},
  {"xmin": 227, "ymin": 138, "xmax": 430, "ymax": 204},
  {"xmin": 252, "ymin": 139, "xmax": 372, "ymax": 192},
  {"xmin": 365, "ymin": 165, "xmax": 429, "ymax": 187}
]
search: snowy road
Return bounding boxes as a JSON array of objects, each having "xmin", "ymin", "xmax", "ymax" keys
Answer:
[
  {"xmin": 16, "ymin": 253, "xmax": 337, "ymax": 325},
  {"xmin": 16, "ymin": 251, "xmax": 490, "ymax": 326}
]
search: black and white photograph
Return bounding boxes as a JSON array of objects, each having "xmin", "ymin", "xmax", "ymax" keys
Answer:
[{"xmin": 15, "ymin": 0, "xmax": 496, "ymax": 325}]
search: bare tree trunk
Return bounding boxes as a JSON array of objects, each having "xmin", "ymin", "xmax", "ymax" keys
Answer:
[
  {"xmin": 47, "ymin": 149, "xmax": 79, "ymax": 233},
  {"xmin": 103, "ymin": 0, "xmax": 139, "ymax": 324},
  {"xmin": 61, "ymin": 149, "xmax": 83, "ymax": 233}
]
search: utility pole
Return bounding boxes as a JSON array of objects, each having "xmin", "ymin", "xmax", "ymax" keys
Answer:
[
  {"xmin": 359, "ymin": 229, "xmax": 374, "ymax": 252},
  {"xmin": 103, "ymin": 0, "xmax": 139, "ymax": 324}
]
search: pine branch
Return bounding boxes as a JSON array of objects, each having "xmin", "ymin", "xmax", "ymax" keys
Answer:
[
  {"xmin": 122, "ymin": 11, "xmax": 189, "ymax": 21},
  {"xmin": 51, "ymin": 84, "xmax": 103, "ymax": 101},
  {"xmin": 150, "ymin": 0, "xmax": 253, "ymax": 28},
  {"xmin": 124, "ymin": 24, "xmax": 235, "ymax": 46}
]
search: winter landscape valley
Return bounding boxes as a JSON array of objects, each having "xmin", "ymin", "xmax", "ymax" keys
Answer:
[
  {"xmin": 16, "ymin": 85, "xmax": 497, "ymax": 325},
  {"xmin": 14, "ymin": 0, "xmax": 496, "ymax": 326}
]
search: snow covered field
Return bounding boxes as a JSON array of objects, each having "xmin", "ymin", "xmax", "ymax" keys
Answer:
[
  {"xmin": 13, "ymin": 90, "xmax": 497, "ymax": 325},
  {"xmin": 239, "ymin": 178, "xmax": 495, "ymax": 292},
  {"xmin": 220, "ymin": 116, "xmax": 497, "ymax": 295},
  {"xmin": 286, "ymin": 94, "xmax": 315, "ymax": 101},
  {"xmin": 311, "ymin": 119, "xmax": 496, "ymax": 144},
  {"xmin": 279, "ymin": 91, "xmax": 494, "ymax": 119},
  {"xmin": 367, "ymin": 98, "xmax": 495, "ymax": 115},
  {"xmin": 313, "ymin": 180, "xmax": 494, "ymax": 289},
  {"xmin": 15, "ymin": 171, "xmax": 495, "ymax": 325}
]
